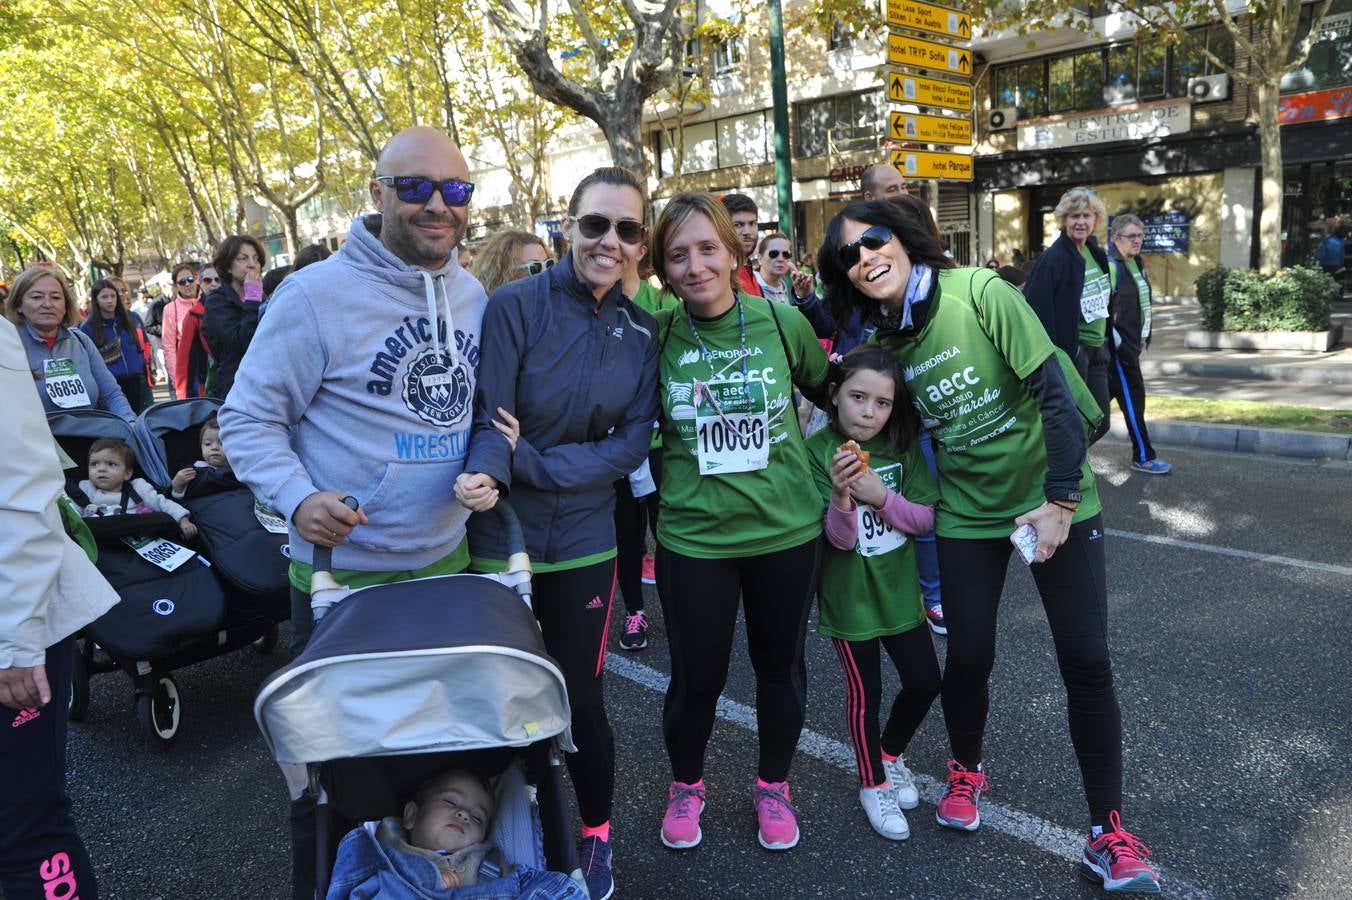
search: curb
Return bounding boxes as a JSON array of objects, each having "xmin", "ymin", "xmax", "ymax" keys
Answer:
[
  {"xmin": 1105, "ymin": 418, "xmax": 1352, "ymax": 461},
  {"xmin": 1138, "ymin": 358, "xmax": 1352, "ymax": 385}
]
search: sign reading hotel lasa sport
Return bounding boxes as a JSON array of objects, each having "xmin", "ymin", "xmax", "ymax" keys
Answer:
[{"xmin": 1016, "ymin": 99, "xmax": 1191, "ymax": 151}]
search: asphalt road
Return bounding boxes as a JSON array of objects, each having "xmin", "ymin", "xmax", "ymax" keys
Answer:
[{"xmin": 41, "ymin": 444, "xmax": 1352, "ymax": 900}]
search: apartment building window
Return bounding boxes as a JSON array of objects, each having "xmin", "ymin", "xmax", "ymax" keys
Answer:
[
  {"xmin": 1106, "ymin": 41, "xmax": 1168, "ymax": 103},
  {"xmin": 714, "ymin": 38, "xmax": 743, "ymax": 76},
  {"xmin": 829, "ymin": 19, "xmax": 854, "ymax": 51},
  {"xmin": 1282, "ymin": 0, "xmax": 1352, "ymax": 92},
  {"xmin": 1049, "ymin": 49, "xmax": 1104, "ymax": 113},
  {"xmin": 994, "ymin": 60, "xmax": 1046, "ymax": 115},
  {"xmin": 795, "ymin": 89, "xmax": 883, "ymax": 158},
  {"xmin": 657, "ymin": 111, "xmax": 772, "ymax": 175},
  {"xmin": 1170, "ymin": 24, "xmax": 1236, "ymax": 89}
]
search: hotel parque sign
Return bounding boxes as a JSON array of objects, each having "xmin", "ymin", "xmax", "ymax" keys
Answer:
[{"xmin": 1016, "ymin": 99, "xmax": 1192, "ymax": 151}]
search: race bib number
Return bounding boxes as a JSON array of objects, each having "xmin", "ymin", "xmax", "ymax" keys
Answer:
[
  {"xmin": 855, "ymin": 463, "xmax": 906, "ymax": 557},
  {"xmin": 254, "ymin": 500, "xmax": 289, "ymax": 534},
  {"xmin": 1080, "ymin": 270, "xmax": 1110, "ymax": 323},
  {"xmin": 694, "ymin": 379, "xmax": 769, "ymax": 476},
  {"xmin": 43, "ymin": 358, "xmax": 91, "ymax": 408},
  {"xmin": 123, "ymin": 536, "xmax": 196, "ymax": 572}
]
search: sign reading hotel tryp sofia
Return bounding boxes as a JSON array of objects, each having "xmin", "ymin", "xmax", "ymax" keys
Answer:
[
  {"xmin": 1016, "ymin": 99, "xmax": 1191, "ymax": 151},
  {"xmin": 889, "ymin": 148, "xmax": 973, "ymax": 181},
  {"xmin": 886, "ymin": 0, "xmax": 972, "ymax": 40},
  {"xmin": 888, "ymin": 32, "xmax": 972, "ymax": 76}
]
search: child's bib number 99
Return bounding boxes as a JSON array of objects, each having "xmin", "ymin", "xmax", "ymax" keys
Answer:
[{"xmin": 856, "ymin": 506, "xmax": 905, "ymax": 557}]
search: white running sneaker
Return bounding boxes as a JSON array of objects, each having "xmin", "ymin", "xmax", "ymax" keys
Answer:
[
  {"xmin": 859, "ymin": 784, "xmax": 910, "ymax": 840},
  {"xmin": 883, "ymin": 754, "xmax": 920, "ymax": 810}
]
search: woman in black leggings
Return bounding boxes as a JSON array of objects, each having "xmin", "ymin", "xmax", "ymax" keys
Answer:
[{"xmin": 818, "ymin": 198, "xmax": 1160, "ymax": 895}]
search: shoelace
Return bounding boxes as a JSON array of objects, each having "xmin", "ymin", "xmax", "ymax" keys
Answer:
[
  {"xmin": 944, "ymin": 761, "xmax": 989, "ymax": 804},
  {"xmin": 873, "ymin": 785, "xmax": 904, "ymax": 819},
  {"xmin": 1097, "ymin": 810, "xmax": 1152, "ymax": 862},
  {"xmin": 625, "ymin": 612, "xmax": 646, "ymax": 634},
  {"xmin": 667, "ymin": 785, "xmax": 705, "ymax": 821},
  {"xmin": 887, "ymin": 758, "xmax": 915, "ymax": 788},
  {"xmin": 754, "ymin": 784, "xmax": 798, "ymax": 821}
]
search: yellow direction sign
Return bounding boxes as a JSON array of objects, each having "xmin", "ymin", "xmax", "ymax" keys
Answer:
[
  {"xmin": 888, "ymin": 32, "xmax": 972, "ymax": 77},
  {"xmin": 888, "ymin": 111, "xmax": 972, "ymax": 145},
  {"xmin": 886, "ymin": 0, "xmax": 972, "ymax": 41},
  {"xmin": 886, "ymin": 70, "xmax": 973, "ymax": 113},
  {"xmin": 889, "ymin": 148, "xmax": 973, "ymax": 181}
]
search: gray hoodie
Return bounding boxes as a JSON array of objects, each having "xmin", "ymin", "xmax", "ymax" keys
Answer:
[{"xmin": 219, "ymin": 215, "xmax": 486, "ymax": 574}]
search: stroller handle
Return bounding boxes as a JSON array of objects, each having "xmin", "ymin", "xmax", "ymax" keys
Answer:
[{"xmin": 310, "ymin": 495, "xmax": 361, "ymax": 582}]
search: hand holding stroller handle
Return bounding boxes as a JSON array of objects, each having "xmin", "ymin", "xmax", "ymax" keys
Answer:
[
  {"xmin": 489, "ymin": 501, "xmax": 531, "ymax": 575},
  {"xmin": 310, "ymin": 496, "xmax": 361, "ymax": 577},
  {"xmin": 310, "ymin": 496, "xmax": 361, "ymax": 621}
]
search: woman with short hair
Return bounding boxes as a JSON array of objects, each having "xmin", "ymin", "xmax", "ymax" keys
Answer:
[{"xmin": 203, "ymin": 235, "xmax": 266, "ymax": 400}]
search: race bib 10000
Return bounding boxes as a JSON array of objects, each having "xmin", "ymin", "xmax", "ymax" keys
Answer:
[{"xmin": 694, "ymin": 379, "xmax": 770, "ymax": 476}]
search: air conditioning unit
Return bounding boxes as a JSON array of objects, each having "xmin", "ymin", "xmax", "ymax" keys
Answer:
[
  {"xmin": 988, "ymin": 107, "xmax": 1018, "ymax": 131},
  {"xmin": 1188, "ymin": 74, "xmax": 1231, "ymax": 103}
]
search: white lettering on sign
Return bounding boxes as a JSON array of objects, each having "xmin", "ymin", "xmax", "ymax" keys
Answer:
[{"xmin": 1016, "ymin": 99, "xmax": 1192, "ymax": 152}]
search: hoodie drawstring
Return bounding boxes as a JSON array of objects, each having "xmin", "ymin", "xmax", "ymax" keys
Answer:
[{"xmin": 419, "ymin": 270, "xmax": 458, "ymax": 365}]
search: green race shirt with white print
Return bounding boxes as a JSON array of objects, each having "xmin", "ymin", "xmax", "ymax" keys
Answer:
[
  {"xmin": 874, "ymin": 268, "xmax": 1101, "ymax": 539},
  {"xmin": 654, "ymin": 293, "xmax": 829, "ymax": 558},
  {"xmin": 1129, "ymin": 258, "xmax": 1152, "ymax": 341},
  {"xmin": 1078, "ymin": 246, "xmax": 1110, "ymax": 347},
  {"xmin": 805, "ymin": 427, "xmax": 939, "ymax": 640}
]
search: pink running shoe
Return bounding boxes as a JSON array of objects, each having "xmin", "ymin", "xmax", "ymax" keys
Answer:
[
  {"xmin": 619, "ymin": 610, "xmax": 648, "ymax": 651},
  {"xmin": 753, "ymin": 780, "xmax": 800, "ymax": 850},
  {"xmin": 641, "ymin": 553, "xmax": 656, "ymax": 585},
  {"xmin": 661, "ymin": 780, "xmax": 705, "ymax": 849},
  {"xmin": 1081, "ymin": 811, "xmax": 1161, "ymax": 894},
  {"xmin": 936, "ymin": 760, "xmax": 989, "ymax": 831}
]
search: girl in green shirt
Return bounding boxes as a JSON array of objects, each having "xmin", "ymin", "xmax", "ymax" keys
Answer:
[{"xmin": 805, "ymin": 345, "xmax": 940, "ymax": 842}]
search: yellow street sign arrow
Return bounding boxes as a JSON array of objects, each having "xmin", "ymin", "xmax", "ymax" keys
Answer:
[
  {"xmin": 888, "ymin": 32, "xmax": 971, "ymax": 77},
  {"xmin": 889, "ymin": 111, "xmax": 973, "ymax": 145},
  {"xmin": 886, "ymin": 70, "xmax": 973, "ymax": 113},
  {"xmin": 886, "ymin": 0, "xmax": 972, "ymax": 42},
  {"xmin": 889, "ymin": 148, "xmax": 973, "ymax": 181}
]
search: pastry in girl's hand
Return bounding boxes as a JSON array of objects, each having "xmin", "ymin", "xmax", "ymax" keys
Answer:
[{"xmin": 838, "ymin": 439, "xmax": 870, "ymax": 467}]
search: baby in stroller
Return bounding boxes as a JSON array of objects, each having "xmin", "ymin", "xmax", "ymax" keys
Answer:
[
  {"xmin": 328, "ymin": 768, "xmax": 586, "ymax": 899},
  {"xmin": 72, "ymin": 438, "xmax": 197, "ymax": 539},
  {"xmin": 169, "ymin": 415, "xmax": 236, "ymax": 499}
]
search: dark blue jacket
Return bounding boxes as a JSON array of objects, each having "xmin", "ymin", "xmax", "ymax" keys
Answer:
[
  {"xmin": 79, "ymin": 314, "xmax": 146, "ymax": 381},
  {"xmin": 203, "ymin": 282, "xmax": 259, "ymax": 400},
  {"xmin": 465, "ymin": 252, "xmax": 660, "ymax": 567},
  {"xmin": 1023, "ymin": 231, "xmax": 1111, "ymax": 362},
  {"xmin": 792, "ymin": 293, "xmax": 874, "ymax": 355}
]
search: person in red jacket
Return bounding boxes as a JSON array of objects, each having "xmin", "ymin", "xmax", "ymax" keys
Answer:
[
  {"xmin": 720, "ymin": 193, "xmax": 763, "ymax": 298},
  {"xmin": 174, "ymin": 299, "xmax": 211, "ymax": 399}
]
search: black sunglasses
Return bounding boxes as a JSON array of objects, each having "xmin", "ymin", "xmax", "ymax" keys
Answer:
[
  {"xmin": 576, "ymin": 213, "xmax": 646, "ymax": 245},
  {"xmin": 375, "ymin": 175, "xmax": 475, "ymax": 207},
  {"xmin": 765, "ymin": 249, "xmax": 790, "ymax": 260},
  {"xmin": 838, "ymin": 225, "xmax": 894, "ymax": 269},
  {"xmin": 513, "ymin": 259, "xmax": 555, "ymax": 275},
  {"xmin": 200, "ymin": 275, "xmax": 220, "ymax": 283},
  {"xmin": 175, "ymin": 276, "xmax": 196, "ymax": 285}
]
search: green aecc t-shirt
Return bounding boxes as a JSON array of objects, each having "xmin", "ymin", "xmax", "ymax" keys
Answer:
[
  {"xmin": 1078, "ymin": 247, "xmax": 1110, "ymax": 348},
  {"xmin": 805, "ymin": 427, "xmax": 939, "ymax": 640},
  {"xmin": 654, "ymin": 294, "xmax": 830, "ymax": 558},
  {"xmin": 875, "ymin": 268, "xmax": 1101, "ymax": 539}
]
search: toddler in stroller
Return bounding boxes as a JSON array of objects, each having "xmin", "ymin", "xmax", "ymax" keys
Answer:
[
  {"xmin": 72, "ymin": 438, "xmax": 197, "ymax": 539},
  {"xmin": 168, "ymin": 414, "xmax": 235, "ymax": 500}
]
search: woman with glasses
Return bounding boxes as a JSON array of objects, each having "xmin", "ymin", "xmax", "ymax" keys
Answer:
[
  {"xmin": 472, "ymin": 230, "xmax": 553, "ymax": 296},
  {"xmin": 78, "ymin": 278, "xmax": 154, "ymax": 413},
  {"xmin": 645, "ymin": 193, "xmax": 829, "ymax": 855},
  {"xmin": 161, "ymin": 263, "xmax": 200, "ymax": 400},
  {"xmin": 1106, "ymin": 214, "xmax": 1171, "ymax": 475},
  {"xmin": 1024, "ymin": 187, "xmax": 1113, "ymax": 445},
  {"xmin": 753, "ymin": 232, "xmax": 806, "ymax": 305},
  {"xmin": 818, "ymin": 199, "xmax": 1161, "ymax": 896},
  {"xmin": 455, "ymin": 167, "xmax": 660, "ymax": 900},
  {"xmin": 203, "ymin": 235, "xmax": 266, "ymax": 400}
]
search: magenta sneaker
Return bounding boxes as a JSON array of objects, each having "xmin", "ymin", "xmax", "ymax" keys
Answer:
[
  {"xmin": 1081, "ymin": 811, "xmax": 1161, "ymax": 894},
  {"xmin": 640, "ymin": 553, "xmax": 656, "ymax": 585},
  {"xmin": 936, "ymin": 760, "xmax": 989, "ymax": 831},
  {"xmin": 619, "ymin": 610, "xmax": 648, "ymax": 651},
  {"xmin": 661, "ymin": 780, "xmax": 705, "ymax": 849},
  {"xmin": 753, "ymin": 780, "xmax": 800, "ymax": 850}
]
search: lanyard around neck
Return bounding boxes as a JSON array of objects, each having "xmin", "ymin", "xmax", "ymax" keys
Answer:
[{"xmin": 686, "ymin": 295, "xmax": 751, "ymax": 403}]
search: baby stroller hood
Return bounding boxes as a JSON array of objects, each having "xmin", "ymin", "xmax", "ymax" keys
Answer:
[
  {"xmin": 132, "ymin": 397, "xmax": 222, "ymax": 488},
  {"xmin": 255, "ymin": 573, "xmax": 574, "ymax": 765}
]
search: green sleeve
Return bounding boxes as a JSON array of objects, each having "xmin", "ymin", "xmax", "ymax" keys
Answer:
[
  {"xmin": 804, "ymin": 429, "xmax": 836, "ymax": 506},
  {"xmin": 969, "ymin": 269, "xmax": 1056, "ymax": 380},
  {"xmin": 900, "ymin": 441, "xmax": 940, "ymax": 506}
]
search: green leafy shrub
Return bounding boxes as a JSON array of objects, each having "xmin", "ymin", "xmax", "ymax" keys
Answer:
[
  {"xmin": 1195, "ymin": 266, "xmax": 1228, "ymax": 331},
  {"xmin": 1195, "ymin": 266, "xmax": 1335, "ymax": 332}
]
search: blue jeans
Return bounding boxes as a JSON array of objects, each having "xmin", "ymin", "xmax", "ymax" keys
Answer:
[{"xmin": 916, "ymin": 430, "xmax": 941, "ymax": 610}]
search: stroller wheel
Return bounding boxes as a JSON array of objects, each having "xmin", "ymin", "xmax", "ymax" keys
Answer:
[
  {"xmin": 136, "ymin": 675, "xmax": 182, "ymax": 746},
  {"xmin": 253, "ymin": 624, "xmax": 280, "ymax": 655},
  {"xmin": 68, "ymin": 648, "xmax": 91, "ymax": 722}
]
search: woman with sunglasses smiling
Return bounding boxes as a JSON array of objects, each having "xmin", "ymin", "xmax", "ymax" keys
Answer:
[
  {"xmin": 645, "ymin": 192, "xmax": 830, "ymax": 854},
  {"xmin": 161, "ymin": 263, "xmax": 200, "ymax": 399},
  {"xmin": 456, "ymin": 166, "xmax": 660, "ymax": 900},
  {"xmin": 203, "ymin": 234, "xmax": 267, "ymax": 400},
  {"xmin": 753, "ymin": 232, "xmax": 806, "ymax": 305},
  {"xmin": 471, "ymin": 229, "xmax": 553, "ymax": 296},
  {"xmin": 818, "ymin": 199, "xmax": 1161, "ymax": 895}
]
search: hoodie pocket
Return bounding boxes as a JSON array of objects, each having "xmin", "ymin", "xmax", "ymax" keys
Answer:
[{"xmin": 349, "ymin": 460, "xmax": 464, "ymax": 552}]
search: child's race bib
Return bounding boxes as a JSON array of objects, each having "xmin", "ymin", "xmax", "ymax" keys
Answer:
[
  {"xmin": 43, "ymin": 358, "xmax": 91, "ymax": 408},
  {"xmin": 855, "ymin": 463, "xmax": 906, "ymax": 557},
  {"xmin": 694, "ymin": 379, "xmax": 770, "ymax": 476},
  {"xmin": 123, "ymin": 535, "xmax": 196, "ymax": 571}
]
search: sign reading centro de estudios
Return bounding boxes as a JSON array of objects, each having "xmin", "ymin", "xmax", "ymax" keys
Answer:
[{"xmin": 1017, "ymin": 99, "xmax": 1192, "ymax": 151}]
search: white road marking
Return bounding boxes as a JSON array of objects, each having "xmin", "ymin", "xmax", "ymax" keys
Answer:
[
  {"xmin": 606, "ymin": 654, "xmax": 1214, "ymax": 900},
  {"xmin": 1107, "ymin": 528, "xmax": 1352, "ymax": 577}
]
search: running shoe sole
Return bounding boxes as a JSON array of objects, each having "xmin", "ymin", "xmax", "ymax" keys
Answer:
[
  {"xmin": 1080, "ymin": 861, "xmax": 1162, "ymax": 894},
  {"xmin": 927, "ymin": 619, "xmax": 948, "ymax": 636},
  {"xmin": 641, "ymin": 576, "xmax": 656, "ymax": 585},
  {"xmin": 661, "ymin": 828, "xmax": 702, "ymax": 850},
  {"xmin": 757, "ymin": 830, "xmax": 800, "ymax": 851},
  {"xmin": 935, "ymin": 810, "xmax": 981, "ymax": 832},
  {"xmin": 620, "ymin": 637, "xmax": 648, "ymax": 650}
]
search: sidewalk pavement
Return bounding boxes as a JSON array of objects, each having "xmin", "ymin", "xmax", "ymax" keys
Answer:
[{"xmin": 1106, "ymin": 299, "xmax": 1352, "ymax": 461}]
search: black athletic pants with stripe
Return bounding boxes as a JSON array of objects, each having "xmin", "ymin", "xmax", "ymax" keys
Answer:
[
  {"xmin": 657, "ymin": 537, "xmax": 820, "ymax": 784},
  {"xmin": 937, "ymin": 515, "xmax": 1124, "ymax": 826},
  {"xmin": 1108, "ymin": 351, "xmax": 1157, "ymax": 464}
]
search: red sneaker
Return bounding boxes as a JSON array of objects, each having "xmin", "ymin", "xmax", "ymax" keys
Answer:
[
  {"xmin": 935, "ymin": 760, "xmax": 988, "ymax": 831},
  {"xmin": 641, "ymin": 553, "xmax": 656, "ymax": 585},
  {"xmin": 1081, "ymin": 811, "xmax": 1161, "ymax": 894},
  {"xmin": 753, "ymin": 780, "xmax": 800, "ymax": 850}
]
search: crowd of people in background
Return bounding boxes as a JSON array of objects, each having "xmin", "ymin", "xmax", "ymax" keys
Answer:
[{"xmin": 4, "ymin": 127, "xmax": 1173, "ymax": 900}]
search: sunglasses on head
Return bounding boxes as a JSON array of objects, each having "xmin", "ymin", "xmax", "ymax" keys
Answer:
[
  {"xmin": 575, "ymin": 213, "xmax": 646, "ymax": 245},
  {"xmin": 837, "ymin": 224, "xmax": 893, "ymax": 269},
  {"xmin": 375, "ymin": 175, "xmax": 475, "ymax": 207},
  {"xmin": 514, "ymin": 259, "xmax": 555, "ymax": 275},
  {"xmin": 765, "ymin": 249, "xmax": 790, "ymax": 260},
  {"xmin": 176, "ymin": 276, "xmax": 196, "ymax": 285}
]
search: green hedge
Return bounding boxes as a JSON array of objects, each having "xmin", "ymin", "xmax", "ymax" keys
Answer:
[{"xmin": 1193, "ymin": 266, "xmax": 1336, "ymax": 332}]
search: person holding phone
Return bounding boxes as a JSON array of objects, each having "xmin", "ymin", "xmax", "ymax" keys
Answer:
[{"xmin": 203, "ymin": 234, "xmax": 267, "ymax": 400}]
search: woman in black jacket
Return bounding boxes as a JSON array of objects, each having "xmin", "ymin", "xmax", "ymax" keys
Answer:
[
  {"xmin": 1023, "ymin": 188, "xmax": 1112, "ymax": 444},
  {"xmin": 203, "ymin": 234, "xmax": 266, "ymax": 400}
]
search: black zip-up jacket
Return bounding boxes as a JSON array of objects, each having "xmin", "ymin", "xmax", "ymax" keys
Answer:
[
  {"xmin": 465, "ymin": 252, "xmax": 660, "ymax": 565},
  {"xmin": 1023, "ymin": 232, "xmax": 1111, "ymax": 363},
  {"xmin": 203, "ymin": 282, "xmax": 259, "ymax": 400},
  {"xmin": 1109, "ymin": 255, "xmax": 1149, "ymax": 359}
]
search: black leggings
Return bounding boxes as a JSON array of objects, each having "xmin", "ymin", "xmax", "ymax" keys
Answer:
[
  {"xmin": 533, "ymin": 560, "xmax": 618, "ymax": 827},
  {"xmin": 832, "ymin": 627, "xmax": 941, "ymax": 787},
  {"xmin": 613, "ymin": 449, "xmax": 661, "ymax": 615},
  {"xmin": 1079, "ymin": 344, "xmax": 1112, "ymax": 446},
  {"xmin": 1109, "ymin": 352, "xmax": 1157, "ymax": 464},
  {"xmin": 657, "ymin": 537, "xmax": 821, "ymax": 784},
  {"xmin": 937, "ymin": 515, "xmax": 1123, "ymax": 825}
]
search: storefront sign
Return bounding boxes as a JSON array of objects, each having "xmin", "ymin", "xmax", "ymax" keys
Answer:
[
  {"xmin": 1278, "ymin": 86, "xmax": 1352, "ymax": 124},
  {"xmin": 889, "ymin": 111, "xmax": 972, "ymax": 144},
  {"xmin": 887, "ymin": 70, "xmax": 973, "ymax": 112},
  {"xmin": 1016, "ymin": 99, "xmax": 1191, "ymax": 151},
  {"xmin": 1110, "ymin": 211, "xmax": 1191, "ymax": 254},
  {"xmin": 889, "ymin": 148, "xmax": 973, "ymax": 181},
  {"xmin": 886, "ymin": 0, "xmax": 971, "ymax": 41},
  {"xmin": 828, "ymin": 165, "xmax": 869, "ymax": 183},
  {"xmin": 887, "ymin": 32, "xmax": 972, "ymax": 77}
]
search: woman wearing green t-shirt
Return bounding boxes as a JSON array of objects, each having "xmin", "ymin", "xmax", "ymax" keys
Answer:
[
  {"xmin": 818, "ymin": 199, "xmax": 1161, "ymax": 895},
  {"xmin": 647, "ymin": 192, "xmax": 829, "ymax": 854},
  {"xmin": 1024, "ymin": 187, "xmax": 1113, "ymax": 444}
]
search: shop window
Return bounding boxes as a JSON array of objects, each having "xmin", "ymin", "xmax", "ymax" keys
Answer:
[
  {"xmin": 1282, "ymin": 0, "xmax": 1352, "ymax": 92},
  {"xmin": 795, "ymin": 89, "xmax": 882, "ymax": 158},
  {"xmin": 1170, "ymin": 24, "xmax": 1236, "ymax": 92}
]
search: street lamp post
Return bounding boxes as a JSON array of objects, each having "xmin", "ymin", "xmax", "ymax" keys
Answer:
[{"xmin": 768, "ymin": 0, "xmax": 793, "ymax": 244}]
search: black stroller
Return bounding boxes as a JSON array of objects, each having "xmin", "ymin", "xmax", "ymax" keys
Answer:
[
  {"xmin": 48, "ymin": 406, "xmax": 284, "ymax": 746},
  {"xmin": 254, "ymin": 501, "xmax": 585, "ymax": 897}
]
